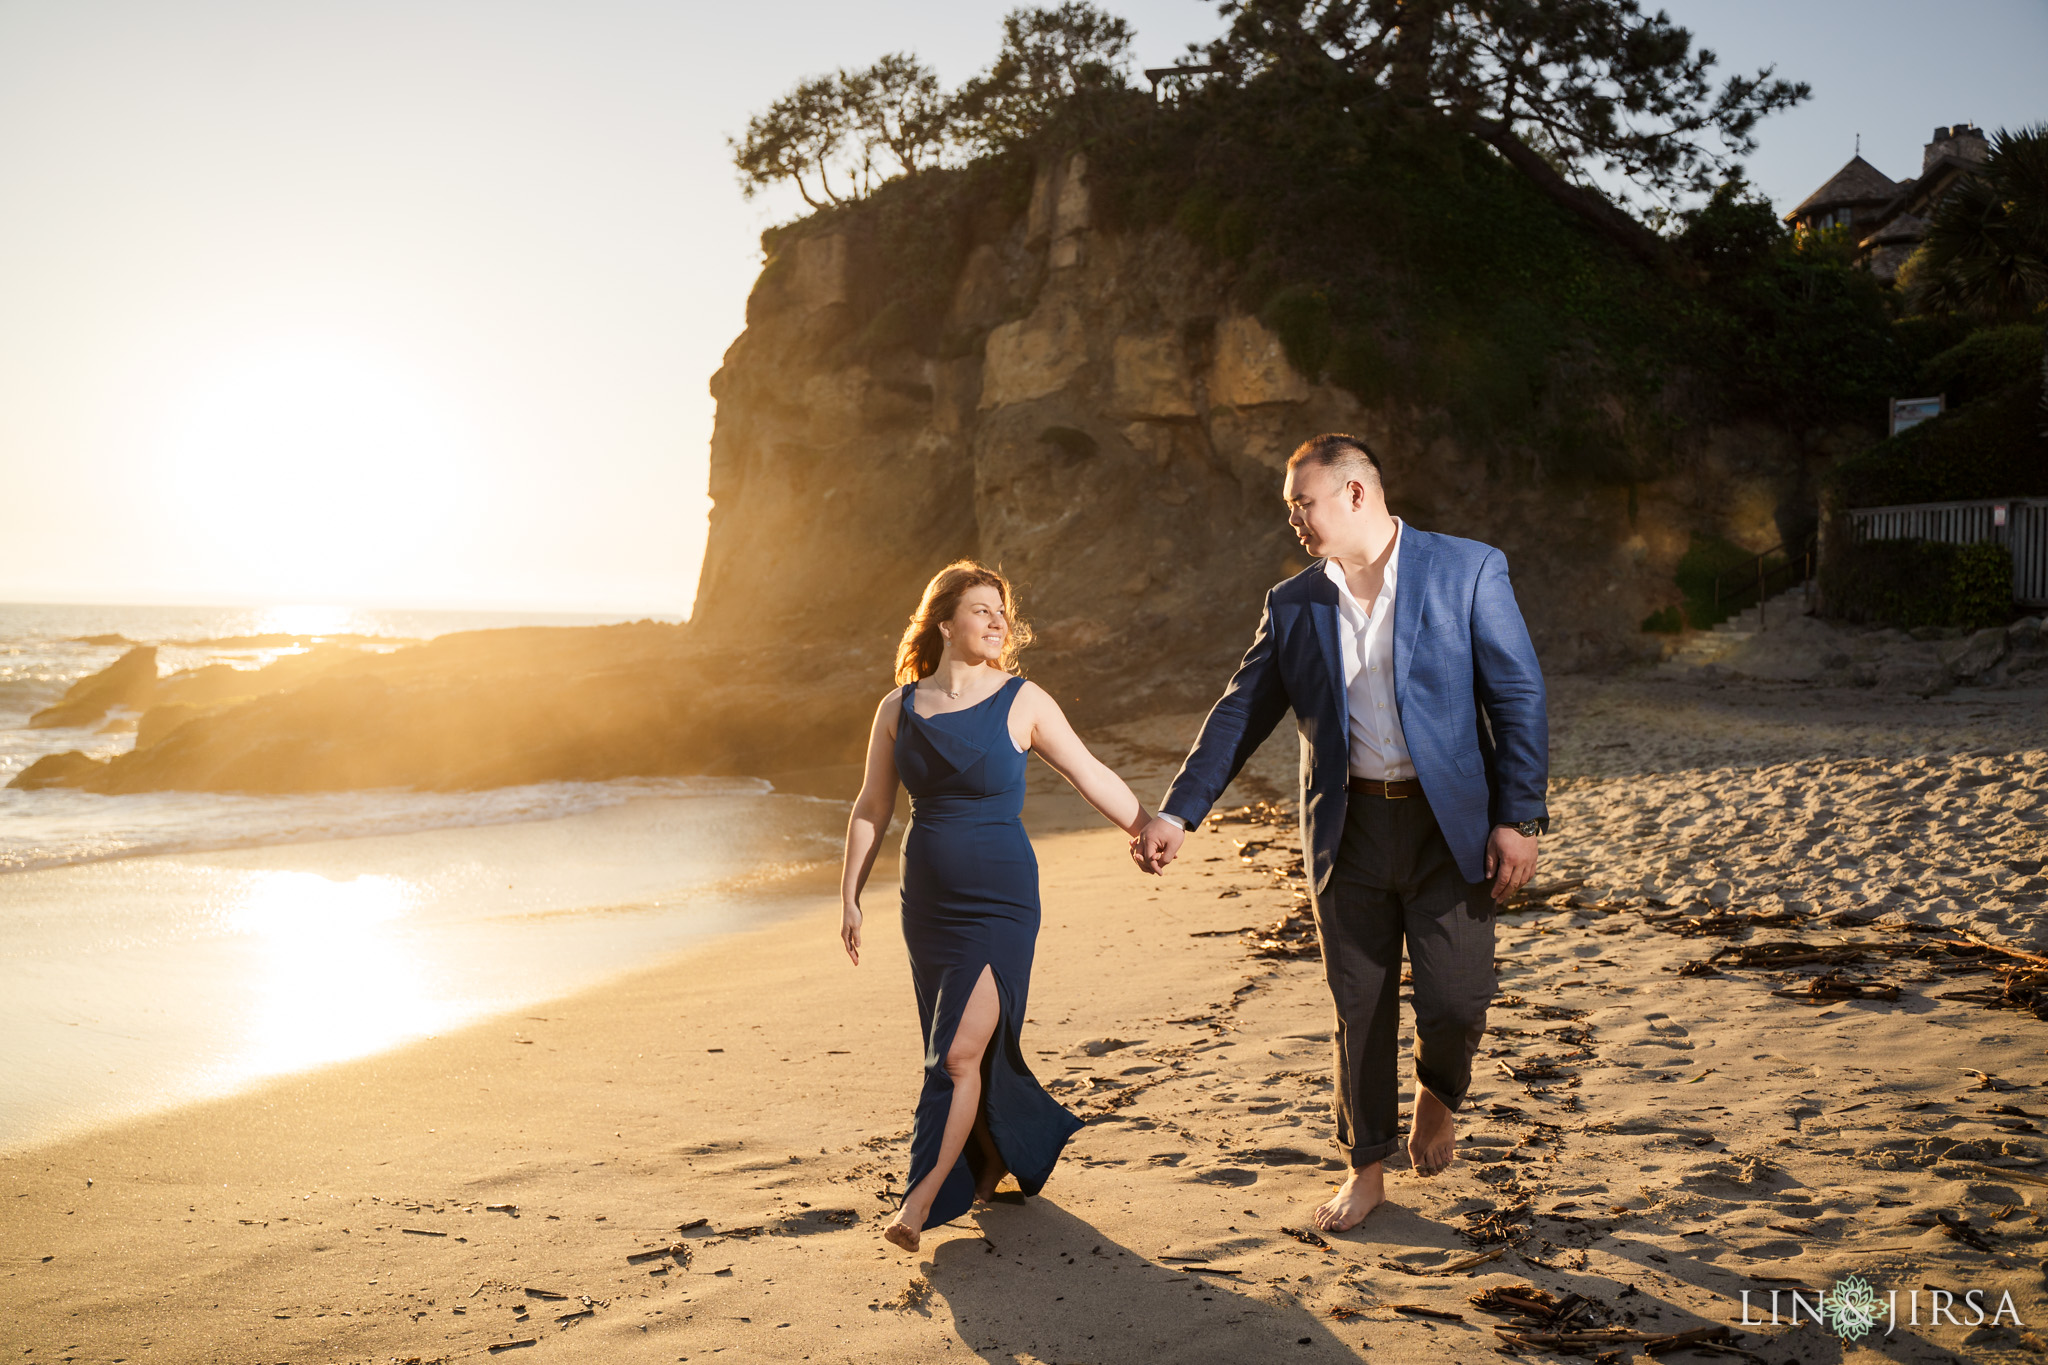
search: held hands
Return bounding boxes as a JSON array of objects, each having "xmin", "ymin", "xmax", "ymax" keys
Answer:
[
  {"xmin": 841, "ymin": 901, "xmax": 863, "ymax": 965},
  {"xmin": 1129, "ymin": 814, "xmax": 1185, "ymax": 876},
  {"xmin": 1484, "ymin": 825, "xmax": 1540, "ymax": 904}
]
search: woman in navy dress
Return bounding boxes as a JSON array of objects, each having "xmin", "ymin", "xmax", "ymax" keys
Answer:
[{"xmin": 839, "ymin": 561, "xmax": 1157, "ymax": 1253}]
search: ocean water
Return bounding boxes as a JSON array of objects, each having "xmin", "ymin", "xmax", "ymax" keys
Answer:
[
  {"xmin": 0, "ymin": 600, "xmax": 679, "ymax": 867},
  {"xmin": 0, "ymin": 602, "xmax": 852, "ymax": 1152}
]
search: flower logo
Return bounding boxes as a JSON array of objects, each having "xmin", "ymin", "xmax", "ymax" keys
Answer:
[{"xmin": 1826, "ymin": 1274, "xmax": 1882, "ymax": 1341}]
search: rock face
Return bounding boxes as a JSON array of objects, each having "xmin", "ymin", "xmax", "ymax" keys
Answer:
[
  {"xmin": 697, "ymin": 154, "xmax": 1807, "ymax": 722},
  {"xmin": 29, "ymin": 646, "xmax": 158, "ymax": 729}
]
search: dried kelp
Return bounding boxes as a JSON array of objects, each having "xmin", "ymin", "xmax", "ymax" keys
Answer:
[
  {"xmin": 1243, "ymin": 906, "xmax": 1320, "ymax": 960},
  {"xmin": 1769, "ymin": 969, "xmax": 1901, "ymax": 1003}
]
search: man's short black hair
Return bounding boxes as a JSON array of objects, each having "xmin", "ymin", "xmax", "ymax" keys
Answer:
[{"xmin": 1287, "ymin": 432, "xmax": 1383, "ymax": 488}]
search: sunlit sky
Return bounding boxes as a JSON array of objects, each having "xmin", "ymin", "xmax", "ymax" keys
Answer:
[{"xmin": 0, "ymin": 1, "xmax": 2040, "ymax": 615}]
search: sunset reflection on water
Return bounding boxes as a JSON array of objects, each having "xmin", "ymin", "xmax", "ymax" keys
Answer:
[
  {"xmin": 216, "ymin": 869, "xmax": 462, "ymax": 1082},
  {"xmin": 0, "ymin": 788, "xmax": 840, "ymax": 1153},
  {"xmin": 246, "ymin": 603, "xmax": 373, "ymax": 639}
]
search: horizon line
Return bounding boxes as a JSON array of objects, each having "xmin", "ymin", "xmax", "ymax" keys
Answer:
[{"xmin": 0, "ymin": 594, "xmax": 693, "ymax": 621}]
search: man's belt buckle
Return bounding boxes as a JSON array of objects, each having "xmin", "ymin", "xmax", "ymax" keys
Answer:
[{"xmin": 1384, "ymin": 783, "xmax": 1409, "ymax": 799}]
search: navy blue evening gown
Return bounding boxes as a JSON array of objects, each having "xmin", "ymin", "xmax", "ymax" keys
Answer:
[{"xmin": 893, "ymin": 676, "xmax": 1083, "ymax": 1228}]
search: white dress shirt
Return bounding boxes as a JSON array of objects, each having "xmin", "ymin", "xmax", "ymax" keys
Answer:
[
  {"xmin": 1326, "ymin": 519, "xmax": 1414, "ymax": 781},
  {"xmin": 1154, "ymin": 521, "xmax": 1413, "ymax": 832}
]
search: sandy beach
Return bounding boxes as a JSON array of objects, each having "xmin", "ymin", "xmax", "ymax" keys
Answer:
[{"xmin": 6, "ymin": 671, "xmax": 2047, "ymax": 1364}]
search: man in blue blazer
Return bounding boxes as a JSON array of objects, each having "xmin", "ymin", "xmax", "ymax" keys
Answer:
[{"xmin": 1134, "ymin": 432, "xmax": 1549, "ymax": 1233}]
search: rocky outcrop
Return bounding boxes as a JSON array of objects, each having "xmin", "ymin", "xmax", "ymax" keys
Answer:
[
  {"xmin": 698, "ymin": 153, "xmax": 1805, "ymax": 721},
  {"xmin": 6, "ymin": 623, "xmax": 874, "ymax": 795},
  {"xmin": 10, "ymin": 750, "xmax": 106, "ymax": 790},
  {"xmin": 29, "ymin": 646, "xmax": 158, "ymax": 729},
  {"xmin": 1942, "ymin": 626, "xmax": 2011, "ymax": 681},
  {"xmin": 1667, "ymin": 614, "xmax": 2046, "ymax": 694}
]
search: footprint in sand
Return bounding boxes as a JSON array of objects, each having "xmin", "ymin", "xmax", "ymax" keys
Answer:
[
  {"xmin": 773, "ymin": 1207, "xmax": 863, "ymax": 1235},
  {"xmin": 1229, "ymin": 1146, "xmax": 1344, "ymax": 1171},
  {"xmin": 1739, "ymin": 1236, "xmax": 1806, "ymax": 1260}
]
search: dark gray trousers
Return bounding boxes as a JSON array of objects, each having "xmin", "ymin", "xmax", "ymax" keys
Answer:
[{"xmin": 1313, "ymin": 791, "xmax": 1496, "ymax": 1168}]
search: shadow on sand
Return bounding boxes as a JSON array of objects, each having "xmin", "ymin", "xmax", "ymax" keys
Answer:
[{"xmin": 925, "ymin": 1196, "xmax": 1436, "ymax": 1363}]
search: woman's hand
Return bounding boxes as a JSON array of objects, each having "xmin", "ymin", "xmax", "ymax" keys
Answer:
[
  {"xmin": 840, "ymin": 692, "xmax": 900, "ymax": 968},
  {"xmin": 842, "ymin": 901, "xmax": 864, "ymax": 965}
]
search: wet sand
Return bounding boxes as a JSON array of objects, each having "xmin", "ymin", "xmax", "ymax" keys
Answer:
[{"xmin": 5, "ymin": 673, "xmax": 2046, "ymax": 1362}]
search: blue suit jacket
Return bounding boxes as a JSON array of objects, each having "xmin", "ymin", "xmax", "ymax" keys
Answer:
[{"xmin": 1160, "ymin": 528, "xmax": 1548, "ymax": 890}]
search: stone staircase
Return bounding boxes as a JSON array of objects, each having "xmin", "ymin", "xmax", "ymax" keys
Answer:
[
  {"xmin": 1663, "ymin": 582, "xmax": 1816, "ymax": 668},
  {"xmin": 1713, "ymin": 581, "xmax": 1817, "ymax": 636}
]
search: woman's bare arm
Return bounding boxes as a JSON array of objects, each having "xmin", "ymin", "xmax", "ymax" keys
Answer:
[
  {"xmin": 839, "ymin": 691, "xmax": 903, "ymax": 964},
  {"xmin": 1017, "ymin": 682, "xmax": 1150, "ymax": 838}
]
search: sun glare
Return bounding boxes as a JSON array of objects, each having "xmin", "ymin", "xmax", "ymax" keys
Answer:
[
  {"xmin": 217, "ymin": 868, "xmax": 460, "ymax": 1079},
  {"xmin": 158, "ymin": 339, "xmax": 478, "ymax": 601},
  {"xmin": 250, "ymin": 603, "xmax": 370, "ymax": 638}
]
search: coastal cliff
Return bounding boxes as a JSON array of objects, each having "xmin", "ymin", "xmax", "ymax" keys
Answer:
[
  {"xmin": 16, "ymin": 154, "xmax": 1838, "ymax": 795},
  {"xmin": 698, "ymin": 153, "xmax": 1821, "ymax": 704}
]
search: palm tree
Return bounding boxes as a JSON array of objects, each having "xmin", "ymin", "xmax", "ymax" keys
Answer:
[{"xmin": 1905, "ymin": 122, "xmax": 2048, "ymax": 321}]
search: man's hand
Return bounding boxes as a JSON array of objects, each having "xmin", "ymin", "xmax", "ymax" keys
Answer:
[
  {"xmin": 1131, "ymin": 815, "xmax": 1185, "ymax": 875},
  {"xmin": 1484, "ymin": 825, "xmax": 1539, "ymax": 904}
]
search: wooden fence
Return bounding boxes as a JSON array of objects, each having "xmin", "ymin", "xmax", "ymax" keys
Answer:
[{"xmin": 1844, "ymin": 497, "xmax": 2048, "ymax": 608}]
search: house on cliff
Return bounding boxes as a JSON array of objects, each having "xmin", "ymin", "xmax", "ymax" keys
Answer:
[{"xmin": 1785, "ymin": 123, "xmax": 1990, "ymax": 283}]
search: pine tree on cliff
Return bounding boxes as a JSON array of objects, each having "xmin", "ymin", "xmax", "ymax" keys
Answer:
[
  {"xmin": 1206, "ymin": 0, "xmax": 1808, "ymax": 268},
  {"xmin": 731, "ymin": 53, "xmax": 951, "ymax": 207},
  {"xmin": 947, "ymin": 3, "xmax": 1135, "ymax": 153},
  {"xmin": 729, "ymin": 5, "xmax": 1132, "ymax": 203}
]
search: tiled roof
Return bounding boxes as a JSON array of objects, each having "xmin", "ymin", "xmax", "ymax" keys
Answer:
[
  {"xmin": 1863, "ymin": 211, "xmax": 1930, "ymax": 249},
  {"xmin": 1786, "ymin": 156, "xmax": 1906, "ymax": 220}
]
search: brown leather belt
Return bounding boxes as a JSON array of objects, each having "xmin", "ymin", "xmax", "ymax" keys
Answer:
[{"xmin": 1347, "ymin": 777, "xmax": 1421, "ymax": 799}]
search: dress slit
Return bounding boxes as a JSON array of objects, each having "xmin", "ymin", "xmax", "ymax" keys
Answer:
[
  {"xmin": 905, "ymin": 960, "xmax": 1019, "ymax": 1228},
  {"xmin": 892, "ymin": 675, "xmax": 1082, "ymax": 1232}
]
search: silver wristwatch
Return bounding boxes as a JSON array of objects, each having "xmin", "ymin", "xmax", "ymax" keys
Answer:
[{"xmin": 1501, "ymin": 818, "xmax": 1548, "ymax": 837}]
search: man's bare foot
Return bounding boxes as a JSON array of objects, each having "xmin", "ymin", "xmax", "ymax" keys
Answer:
[
  {"xmin": 1311, "ymin": 1162, "xmax": 1384, "ymax": 1232},
  {"xmin": 882, "ymin": 1210, "xmax": 923, "ymax": 1253},
  {"xmin": 1408, "ymin": 1087, "xmax": 1457, "ymax": 1177}
]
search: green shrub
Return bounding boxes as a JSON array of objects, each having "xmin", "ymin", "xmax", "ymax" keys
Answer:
[
  {"xmin": 1827, "ymin": 375, "xmax": 2048, "ymax": 507},
  {"xmin": 1951, "ymin": 541, "xmax": 2018, "ymax": 629},
  {"xmin": 1173, "ymin": 185, "xmax": 1220, "ymax": 248},
  {"xmin": 1678, "ymin": 195, "xmax": 1910, "ymax": 428},
  {"xmin": 1672, "ymin": 534, "xmax": 1774, "ymax": 628},
  {"xmin": 1215, "ymin": 201, "xmax": 1256, "ymax": 263},
  {"xmin": 1261, "ymin": 285, "xmax": 1334, "ymax": 378},
  {"xmin": 1640, "ymin": 605, "xmax": 1685, "ymax": 633},
  {"xmin": 1327, "ymin": 329, "xmax": 1393, "ymax": 405},
  {"xmin": 1917, "ymin": 323, "xmax": 2046, "ymax": 409},
  {"xmin": 1821, "ymin": 537, "xmax": 2014, "ymax": 628},
  {"xmin": 1891, "ymin": 313, "xmax": 1975, "ymax": 374}
]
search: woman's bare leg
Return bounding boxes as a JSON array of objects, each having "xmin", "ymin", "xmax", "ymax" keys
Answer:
[{"xmin": 885, "ymin": 966, "xmax": 1000, "ymax": 1252}]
